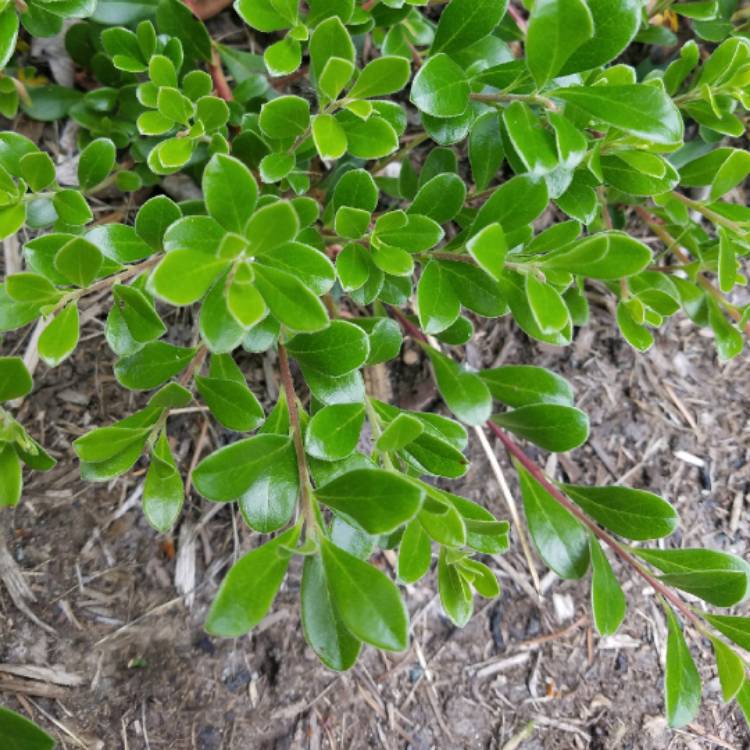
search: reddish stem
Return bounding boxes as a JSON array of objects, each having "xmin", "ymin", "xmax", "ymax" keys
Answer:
[
  {"xmin": 210, "ymin": 49, "xmax": 233, "ymax": 102},
  {"xmin": 487, "ymin": 421, "xmax": 705, "ymax": 630}
]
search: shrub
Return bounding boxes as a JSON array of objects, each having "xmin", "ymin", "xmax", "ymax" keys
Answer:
[{"xmin": 1, "ymin": 0, "xmax": 749, "ymax": 732}]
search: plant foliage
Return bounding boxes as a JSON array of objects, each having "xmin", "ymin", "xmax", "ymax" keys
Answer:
[{"xmin": 1, "ymin": 0, "xmax": 750, "ymax": 732}]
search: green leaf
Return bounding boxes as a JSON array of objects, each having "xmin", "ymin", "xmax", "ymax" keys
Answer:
[
  {"xmin": 20, "ymin": 151, "xmax": 56, "ymax": 192},
  {"xmin": 305, "ymin": 403, "xmax": 364, "ymax": 461},
  {"xmin": 253, "ymin": 263, "xmax": 328, "ymax": 332},
  {"xmin": 438, "ymin": 548, "xmax": 473, "ymax": 626},
  {"xmin": 518, "ymin": 464, "xmax": 590, "ymax": 579},
  {"xmin": 318, "ymin": 56, "xmax": 356, "ymax": 101},
  {"xmin": 309, "ymin": 16, "xmax": 355, "ymax": 84},
  {"xmin": 562, "ymin": 484, "xmax": 678, "ymax": 540},
  {"xmin": 203, "ymin": 153, "xmax": 258, "ymax": 233},
  {"xmin": 259, "ymin": 94, "xmax": 310, "ymax": 139},
  {"xmin": 114, "ymin": 341, "xmax": 196, "ymax": 390},
  {"xmin": 0, "ymin": 8, "xmax": 19, "ymax": 71},
  {"xmin": 493, "ymin": 404, "xmax": 589, "ymax": 452},
  {"xmin": 156, "ymin": 0, "xmax": 212, "ymax": 62},
  {"xmin": 376, "ymin": 413, "xmax": 424, "ymax": 453},
  {"xmin": 143, "ymin": 432, "xmax": 183, "ymax": 533},
  {"xmin": 333, "ymin": 168, "xmax": 379, "ymax": 211},
  {"xmin": 665, "ymin": 608, "xmax": 701, "ymax": 728},
  {"xmin": 264, "ymin": 36, "xmax": 302, "ymax": 76},
  {"xmin": 526, "ymin": 0, "xmax": 593, "ymax": 85},
  {"xmin": 465, "ymin": 224, "xmax": 506, "ymax": 281},
  {"xmin": 150, "ymin": 250, "xmax": 228, "ymax": 305},
  {"xmin": 6, "ymin": 273, "xmax": 61, "ymax": 304},
  {"xmin": 710, "ymin": 637, "xmax": 744, "ymax": 702},
  {"xmin": 552, "ymin": 84, "xmax": 683, "ymax": 145},
  {"xmin": 349, "ymin": 56, "xmax": 411, "ymax": 99},
  {"xmin": 525, "ymin": 274, "xmax": 570, "ymax": 334},
  {"xmin": 0, "ymin": 357, "xmax": 32, "ymax": 401},
  {"xmin": 424, "ymin": 344, "xmax": 492, "ymax": 426},
  {"xmin": 0, "ymin": 203, "xmax": 26, "ymax": 240},
  {"xmin": 616, "ymin": 300, "xmax": 654, "ymax": 352},
  {"xmin": 53, "ymin": 188, "xmax": 93, "ymax": 225},
  {"xmin": 431, "ymin": 0, "xmax": 508, "ymax": 54},
  {"xmin": 480, "ymin": 365, "xmax": 574, "ymax": 407},
  {"xmin": 410, "ymin": 54, "xmax": 470, "ymax": 118},
  {"xmin": 589, "ymin": 537, "xmax": 626, "ymax": 636},
  {"xmin": 193, "ymin": 434, "xmax": 293, "ymax": 501},
  {"xmin": 227, "ymin": 270, "xmax": 267, "ymax": 328},
  {"xmin": 39, "ymin": 303, "xmax": 79, "ymax": 367},
  {"xmin": 196, "ymin": 376, "xmax": 264, "ymax": 432},
  {"xmin": 469, "ymin": 111, "xmax": 504, "ymax": 191},
  {"xmin": 409, "ymin": 173, "xmax": 466, "ymax": 224},
  {"xmin": 540, "ymin": 232, "xmax": 651, "ymax": 279},
  {"xmin": 148, "ymin": 382, "xmax": 192, "ymax": 409},
  {"xmin": 245, "ymin": 200, "xmax": 300, "ymax": 254},
  {"xmin": 312, "ymin": 113, "xmax": 347, "ymax": 160},
  {"xmin": 113, "ymin": 284, "xmax": 166, "ymax": 342},
  {"xmin": 634, "ymin": 548, "xmax": 750, "ymax": 607},
  {"xmin": 301, "ymin": 554, "xmax": 361, "ymax": 671},
  {"xmin": 320, "ymin": 537, "xmax": 409, "ymax": 651},
  {"xmin": 0, "ymin": 706, "xmax": 55, "ymax": 750},
  {"xmin": 53, "ymin": 236, "xmax": 102, "ymax": 287},
  {"xmin": 287, "ymin": 320, "xmax": 369, "ymax": 376},
  {"xmin": 78, "ymin": 137, "xmax": 116, "ymax": 191},
  {"xmin": 205, "ymin": 524, "xmax": 300, "ymax": 637},
  {"xmin": 234, "ymin": 0, "xmax": 290, "ymax": 31},
  {"xmin": 135, "ymin": 196, "xmax": 181, "ymax": 250},
  {"xmin": 317, "ymin": 468, "xmax": 423, "ymax": 534},
  {"xmin": 238, "ymin": 439, "xmax": 298, "ymax": 532},
  {"xmin": 87, "ymin": 224, "xmax": 152, "ymax": 264},
  {"xmin": 341, "ymin": 114, "xmax": 399, "ymax": 159},
  {"xmin": 704, "ymin": 614, "xmax": 750, "ymax": 652},
  {"xmin": 73, "ymin": 425, "xmax": 152, "ymax": 463},
  {"xmin": 0, "ymin": 443, "xmax": 22, "ymax": 508},
  {"xmin": 398, "ymin": 519, "xmax": 432, "ymax": 583},
  {"xmin": 559, "ymin": 0, "xmax": 641, "ymax": 74}
]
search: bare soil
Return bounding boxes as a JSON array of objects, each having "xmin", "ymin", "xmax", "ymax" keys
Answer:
[{"xmin": 2, "ymin": 292, "xmax": 750, "ymax": 750}]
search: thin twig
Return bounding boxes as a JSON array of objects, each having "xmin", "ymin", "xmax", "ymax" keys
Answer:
[{"xmin": 473, "ymin": 425, "xmax": 541, "ymax": 595}]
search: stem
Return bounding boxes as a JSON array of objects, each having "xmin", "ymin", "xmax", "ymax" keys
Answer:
[
  {"xmin": 635, "ymin": 206, "xmax": 750, "ymax": 335},
  {"xmin": 278, "ymin": 343, "xmax": 317, "ymax": 533},
  {"xmin": 670, "ymin": 191, "xmax": 748, "ymax": 237},
  {"xmin": 471, "ymin": 92, "xmax": 555, "ymax": 110},
  {"xmin": 51, "ymin": 255, "xmax": 161, "ymax": 316},
  {"xmin": 487, "ymin": 422, "xmax": 706, "ymax": 632},
  {"xmin": 209, "ymin": 48, "xmax": 232, "ymax": 102}
]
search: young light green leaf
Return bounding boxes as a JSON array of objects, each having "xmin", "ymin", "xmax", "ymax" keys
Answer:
[
  {"xmin": 398, "ymin": 519, "xmax": 432, "ymax": 584},
  {"xmin": 202, "ymin": 153, "xmax": 258, "ymax": 233},
  {"xmin": 349, "ymin": 56, "xmax": 411, "ymax": 99},
  {"xmin": 39, "ymin": 303, "xmax": 79, "ymax": 367},
  {"xmin": 0, "ymin": 443, "xmax": 22, "ymax": 508},
  {"xmin": 0, "ymin": 356, "xmax": 33, "ymax": 401},
  {"xmin": 438, "ymin": 548, "xmax": 473, "ymax": 626}
]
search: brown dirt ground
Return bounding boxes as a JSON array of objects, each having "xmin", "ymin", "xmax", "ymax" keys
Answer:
[{"xmin": 2, "ymin": 287, "xmax": 750, "ymax": 750}]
